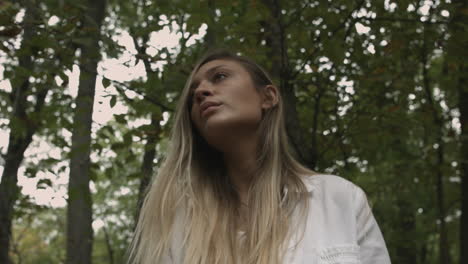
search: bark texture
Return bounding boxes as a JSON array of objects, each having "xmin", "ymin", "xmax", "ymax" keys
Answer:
[
  {"xmin": 130, "ymin": 30, "xmax": 163, "ymax": 224},
  {"xmin": 422, "ymin": 31, "xmax": 450, "ymax": 264},
  {"xmin": 135, "ymin": 114, "xmax": 160, "ymax": 223},
  {"xmin": 448, "ymin": 1, "xmax": 468, "ymax": 263},
  {"xmin": 261, "ymin": 0, "xmax": 317, "ymax": 169},
  {"xmin": 459, "ymin": 63, "xmax": 468, "ymax": 264},
  {"xmin": 0, "ymin": 1, "xmax": 43, "ymax": 263},
  {"xmin": 66, "ymin": 1, "xmax": 106, "ymax": 263}
]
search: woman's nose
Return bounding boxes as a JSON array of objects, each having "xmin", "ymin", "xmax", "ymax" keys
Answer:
[{"xmin": 194, "ymin": 82, "xmax": 214, "ymax": 102}]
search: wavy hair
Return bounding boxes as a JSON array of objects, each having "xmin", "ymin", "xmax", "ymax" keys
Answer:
[{"xmin": 128, "ymin": 50, "xmax": 316, "ymax": 264}]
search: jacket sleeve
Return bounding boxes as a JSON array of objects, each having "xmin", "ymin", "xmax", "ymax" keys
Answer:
[{"xmin": 353, "ymin": 185, "xmax": 392, "ymax": 264}]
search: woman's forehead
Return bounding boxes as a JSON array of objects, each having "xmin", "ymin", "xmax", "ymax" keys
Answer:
[
  {"xmin": 190, "ymin": 59, "xmax": 246, "ymax": 88},
  {"xmin": 195, "ymin": 59, "xmax": 243, "ymax": 76}
]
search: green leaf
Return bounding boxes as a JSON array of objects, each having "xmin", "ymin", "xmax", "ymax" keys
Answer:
[
  {"xmin": 123, "ymin": 131, "xmax": 133, "ymax": 145},
  {"xmin": 25, "ymin": 167, "xmax": 38, "ymax": 178},
  {"xmin": 102, "ymin": 77, "xmax": 111, "ymax": 88},
  {"xmin": 110, "ymin": 142, "xmax": 126, "ymax": 151},
  {"xmin": 114, "ymin": 114, "xmax": 126, "ymax": 124},
  {"xmin": 110, "ymin": 95, "xmax": 116, "ymax": 108},
  {"xmin": 37, "ymin": 179, "xmax": 52, "ymax": 189}
]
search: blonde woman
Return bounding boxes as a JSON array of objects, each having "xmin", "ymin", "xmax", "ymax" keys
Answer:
[{"xmin": 129, "ymin": 50, "xmax": 391, "ymax": 264}]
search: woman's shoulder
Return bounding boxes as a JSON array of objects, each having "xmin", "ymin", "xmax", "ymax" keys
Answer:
[
  {"xmin": 301, "ymin": 173, "xmax": 359, "ymax": 191},
  {"xmin": 296, "ymin": 174, "xmax": 391, "ymax": 264},
  {"xmin": 300, "ymin": 173, "xmax": 366, "ymax": 204}
]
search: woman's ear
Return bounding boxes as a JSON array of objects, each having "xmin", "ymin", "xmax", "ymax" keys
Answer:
[{"xmin": 261, "ymin": 85, "xmax": 279, "ymax": 110}]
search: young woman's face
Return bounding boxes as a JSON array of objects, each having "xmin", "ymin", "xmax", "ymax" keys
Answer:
[{"xmin": 189, "ymin": 59, "xmax": 264, "ymax": 146}]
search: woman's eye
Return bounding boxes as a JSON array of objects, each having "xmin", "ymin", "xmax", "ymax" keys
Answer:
[{"xmin": 213, "ymin": 72, "xmax": 227, "ymax": 82}]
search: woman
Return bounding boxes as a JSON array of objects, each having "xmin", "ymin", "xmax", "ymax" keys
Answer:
[{"xmin": 129, "ymin": 50, "xmax": 391, "ymax": 264}]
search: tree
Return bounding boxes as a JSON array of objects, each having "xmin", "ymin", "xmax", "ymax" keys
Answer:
[
  {"xmin": 66, "ymin": 0, "xmax": 106, "ymax": 263},
  {"xmin": 1, "ymin": 1, "xmax": 465, "ymax": 263},
  {"xmin": 446, "ymin": 1, "xmax": 468, "ymax": 263},
  {"xmin": 0, "ymin": 1, "xmax": 49, "ymax": 262}
]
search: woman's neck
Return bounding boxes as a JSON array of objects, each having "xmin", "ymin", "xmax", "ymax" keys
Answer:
[{"xmin": 222, "ymin": 135, "xmax": 259, "ymax": 205}]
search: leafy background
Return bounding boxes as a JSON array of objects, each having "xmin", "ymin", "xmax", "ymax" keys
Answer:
[{"xmin": 0, "ymin": 0, "xmax": 466, "ymax": 263}]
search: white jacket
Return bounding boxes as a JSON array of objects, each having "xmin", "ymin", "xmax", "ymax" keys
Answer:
[
  {"xmin": 167, "ymin": 174, "xmax": 391, "ymax": 264},
  {"xmin": 281, "ymin": 174, "xmax": 391, "ymax": 264}
]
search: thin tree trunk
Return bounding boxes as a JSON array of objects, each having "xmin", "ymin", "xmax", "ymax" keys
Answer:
[
  {"xmin": 130, "ymin": 31, "xmax": 163, "ymax": 224},
  {"xmin": 436, "ymin": 135, "xmax": 449, "ymax": 264},
  {"xmin": 260, "ymin": 0, "xmax": 316, "ymax": 169},
  {"xmin": 0, "ymin": 1, "xmax": 42, "ymax": 263},
  {"xmin": 396, "ymin": 198, "xmax": 417, "ymax": 263},
  {"xmin": 422, "ymin": 28, "xmax": 450, "ymax": 263},
  {"xmin": 204, "ymin": 0, "xmax": 217, "ymax": 50},
  {"xmin": 448, "ymin": 0, "xmax": 468, "ymax": 264},
  {"xmin": 135, "ymin": 113, "xmax": 160, "ymax": 223},
  {"xmin": 459, "ymin": 63, "xmax": 468, "ymax": 264},
  {"xmin": 446, "ymin": 1, "xmax": 468, "ymax": 263},
  {"xmin": 65, "ymin": 0, "xmax": 106, "ymax": 263},
  {"xmin": 420, "ymin": 244, "xmax": 427, "ymax": 264},
  {"xmin": 102, "ymin": 225, "xmax": 114, "ymax": 264}
]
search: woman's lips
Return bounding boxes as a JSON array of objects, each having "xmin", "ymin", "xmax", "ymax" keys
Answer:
[{"xmin": 201, "ymin": 104, "xmax": 221, "ymax": 117}]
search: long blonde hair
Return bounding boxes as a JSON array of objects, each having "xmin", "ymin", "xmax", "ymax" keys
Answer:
[{"xmin": 129, "ymin": 50, "xmax": 316, "ymax": 264}]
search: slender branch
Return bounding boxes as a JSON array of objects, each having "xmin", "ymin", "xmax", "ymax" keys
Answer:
[
  {"xmin": 359, "ymin": 16, "xmax": 449, "ymax": 25},
  {"xmin": 79, "ymin": 64, "xmax": 174, "ymax": 112}
]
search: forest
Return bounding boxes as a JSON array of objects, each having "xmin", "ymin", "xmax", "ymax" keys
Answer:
[{"xmin": 0, "ymin": 0, "xmax": 467, "ymax": 263}]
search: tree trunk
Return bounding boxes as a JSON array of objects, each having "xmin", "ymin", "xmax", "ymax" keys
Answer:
[
  {"xmin": 135, "ymin": 113, "xmax": 160, "ymax": 223},
  {"xmin": 446, "ymin": 1, "xmax": 468, "ymax": 263},
  {"xmin": 0, "ymin": 1, "xmax": 41, "ymax": 263},
  {"xmin": 102, "ymin": 225, "xmax": 114, "ymax": 264},
  {"xmin": 422, "ymin": 29, "xmax": 450, "ymax": 263},
  {"xmin": 66, "ymin": 1, "xmax": 106, "ymax": 264},
  {"xmin": 203, "ymin": 0, "xmax": 217, "ymax": 50},
  {"xmin": 436, "ymin": 136, "xmax": 449, "ymax": 264},
  {"xmin": 260, "ymin": 0, "xmax": 317, "ymax": 169},
  {"xmin": 459, "ymin": 63, "xmax": 468, "ymax": 264},
  {"xmin": 130, "ymin": 31, "xmax": 163, "ymax": 224},
  {"xmin": 395, "ymin": 198, "xmax": 417, "ymax": 263}
]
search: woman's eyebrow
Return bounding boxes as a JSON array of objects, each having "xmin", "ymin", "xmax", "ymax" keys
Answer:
[{"xmin": 190, "ymin": 65, "xmax": 229, "ymax": 91}]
